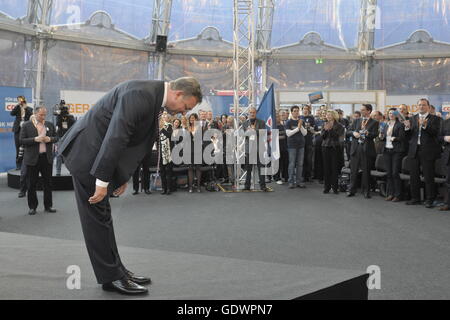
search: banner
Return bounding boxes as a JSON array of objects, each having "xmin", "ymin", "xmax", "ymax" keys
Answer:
[
  {"xmin": 60, "ymin": 90, "xmax": 106, "ymax": 119},
  {"xmin": 257, "ymin": 84, "xmax": 279, "ymax": 160},
  {"xmin": 0, "ymin": 86, "xmax": 33, "ymax": 172}
]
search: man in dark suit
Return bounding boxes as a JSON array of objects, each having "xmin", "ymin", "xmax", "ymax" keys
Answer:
[
  {"xmin": 11, "ymin": 96, "xmax": 33, "ymax": 169},
  {"xmin": 438, "ymin": 116, "xmax": 450, "ymax": 211},
  {"xmin": 404, "ymin": 98, "xmax": 441, "ymax": 208},
  {"xmin": 346, "ymin": 104, "xmax": 379, "ymax": 198},
  {"xmin": 20, "ymin": 106, "xmax": 58, "ymax": 215},
  {"xmin": 11, "ymin": 96, "xmax": 33, "ymax": 198},
  {"xmin": 243, "ymin": 107, "xmax": 269, "ymax": 191},
  {"xmin": 58, "ymin": 77, "xmax": 202, "ymax": 295}
]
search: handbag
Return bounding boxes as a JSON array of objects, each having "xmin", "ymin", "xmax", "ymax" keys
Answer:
[{"xmin": 150, "ymin": 172, "xmax": 162, "ymax": 191}]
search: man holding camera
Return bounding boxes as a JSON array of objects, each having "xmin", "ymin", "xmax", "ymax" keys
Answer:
[{"xmin": 54, "ymin": 101, "xmax": 76, "ymax": 176}]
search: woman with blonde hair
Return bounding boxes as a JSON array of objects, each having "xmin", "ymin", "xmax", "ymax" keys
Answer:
[{"xmin": 321, "ymin": 110, "xmax": 345, "ymax": 194}]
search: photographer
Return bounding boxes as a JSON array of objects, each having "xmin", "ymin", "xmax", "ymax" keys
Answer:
[
  {"xmin": 54, "ymin": 100, "xmax": 75, "ymax": 176},
  {"xmin": 10, "ymin": 96, "xmax": 33, "ymax": 198}
]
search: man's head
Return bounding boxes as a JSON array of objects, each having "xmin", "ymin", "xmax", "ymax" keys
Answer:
[
  {"xmin": 199, "ymin": 109, "xmax": 207, "ymax": 121},
  {"xmin": 165, "ymin": 77, "xmax": 202, "ymax": 115},
  {"xmin": 361, "ymin": 104, "xmax": 373, "ymax": 118},
  {"xmin": 207, "ymin": 111, "xmax": 213, "ymax": 121},
  {"xmin": 371, "ymin": 110, "xmax": 383, "ymax": 121},
  {"xmin": 34, "ymin": 106, "xmax": 47, "ymax": 123},
  {"xmin": 17, "ymin": 96, "xmax": 26, "ymax": 105},
  {"xmin": 290, "ymin": 105, "xmax": 300, "ymax": 119},
  {"xmin": 417, "ymin": 98, "xmax": 430, "ymax": 115},
  {"xmin": 248, "ymin": 107, "xmax": 257, "ymax": 120},
  {"xmin": 353, "ymin": 111, "xmax": 361, "ymax": 120},
  {"xmin": 280, "ymin": 109, "xmax": 288, "ymax": 121}
]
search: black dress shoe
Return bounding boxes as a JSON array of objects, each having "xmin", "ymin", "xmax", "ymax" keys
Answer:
[
  {"xmin": 161, "ymin": 190, "xmax": 167, "ymax": 195},
  {"xmin": 125, "ymin": 270, "xmax": 152, "ymax": 285},
  {"xmin": 323, "ymin": 189, "xmax": 330, "ymax": 194},
  {"xmin": 346, "ymin": 192, "xmax": 355, "ymax": 197},
  {"xmin": 28, "ymin": 209, "xmax": 36, "ymax": 215},
  {"xmin": 144, "ymin": 189, "xmax": 152, "ymax": 195},
  {"xmin": 132, "ymin": 190, "xmax": 139, "ymax": 195},
  {"xmin": 45, "ymin": 207, "xmax": 57, "ymax": 213},
  {"xmin": 102, "ymin": 277, "xmax": 148, "ymax": 295},
  {"xmin": 18, "ymin": 191, "xmax": 26, "ymax": 198},
  {"xmin": 243, "ymin": 186, "xmax": 250, "ymax": 191},
  {"xmin": 406, "ymin": 200, "xmax": 421, "ymax": 205},
  {"xmin": 424, "ymin": 201, "xmax": 434, "ymax": 209},
  {"xmin": 332, "ymin": 189, "xmax": 339, "ymax": 194}
]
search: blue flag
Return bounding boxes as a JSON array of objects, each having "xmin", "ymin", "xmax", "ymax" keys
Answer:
[{"xmin": 257, "ymin": 84, "xmax": 279, "ymax": 160}]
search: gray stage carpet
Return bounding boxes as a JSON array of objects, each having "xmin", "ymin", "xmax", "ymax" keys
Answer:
[{"xmin": 0, "ymin": 232, "xmax": 364, "ymax": 300}]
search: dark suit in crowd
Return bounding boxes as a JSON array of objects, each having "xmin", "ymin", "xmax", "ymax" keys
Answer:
[
  {"xmin": 406, "ymin": 113, "xmax": 441, "ymax": 204},
  {"xmin": 321, "ymin": 121, "xmax": 345, "ymax": 193},
  {"xmin": 346, "ymin": 117, "xmax": 379, "ymax": 197},
  {"xmin": 20, "ymin": 120, "xmax": 57, "ymax": 210},
  {"xmin": 58, "ymin": 80, "xmax": 164, "ymax": 284},
  {"xmin": 380, "ymin": 120, "xmax": 407, "ymax": 199},
  {"xmin": 439, "ymin": 118, "xmax": 450, "ymax": 208},
  {"xmin": 274, "ymin": 123, "xmax": 288, "ymax": 182},
  {"xmin": 300, "ymin": 115, "xmax": 315, "ymax": 181},
  {"xmin": 11, "ymin": 103, "xmax": 33, "ymax": 167},
  {"xmin": 243, "ymin": 118, "xmax": 267, "ymax": 190},
  {"xmin": 132, "ymin": 151, "xmax": 152, "ymax": 193}
]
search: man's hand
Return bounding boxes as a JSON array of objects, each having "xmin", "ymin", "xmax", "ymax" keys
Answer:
[
  {"xmin": 404, "ymin": 120, "xmax": 410, "ymax": 129},
  {"xmin": 43, "ymin": 136, "xmax": 51, "ymax": 143},
  {"xmin": 444, "ymin": 136, "xmax": 450, "ymax": 143},
  {"xmin": 34, "ymin": 136, "xmax": 45, "ymax": 143},
  {"xmin": 88, "ymin": 185, "xmax": 108, "ymax": 204},
  {"xmin": 113, "ymin": 183, "xmax": 127, "ymax": 197},
  {"xmin": 353, "ymin": 132, "xmax": 361, "ymax": 139},
  {"xmin": 297, "ymin": 119, "xmax": 303, "ymax": 128}
]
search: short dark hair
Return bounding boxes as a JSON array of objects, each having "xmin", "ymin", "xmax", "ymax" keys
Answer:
[
  {"xmin": 354, "ymin": 111, "xmax": 361, "ymax": 116},
  {"xmin": 290, "ymin": 105, "xmax": 300, "ymax": 112},
  {"xmin": 170, "ymin": 77, "xmax": 203, "ymax": 104},
  {"xmin": 362, "ymin": 104, "xmax": 373, "ymax": 112},
  {"xmin": 418, "ymin": 98, "xmax": 430, "ymax": 106},
  {"xmin": 34, "ymin": 106, "xmax": 46, "ymax": 114}
]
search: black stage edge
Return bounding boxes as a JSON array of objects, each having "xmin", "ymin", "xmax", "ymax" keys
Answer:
[
  {"xmin": 295, "ymin": 274, "xmax": 369, "ymax": 300},
  {"xmin": 7, "ymin": 169, "xmax": 73, "ymax": 190}
]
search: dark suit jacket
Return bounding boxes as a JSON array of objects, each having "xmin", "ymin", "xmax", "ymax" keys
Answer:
[
  {"xmin": 243, "ymin": 118, "xmax": 266, "ymax": 155},
  {"xmin": 406, "ymin": 113, "xmax": 441, "ymax": 160},
  {"xmin": 20, "ymin": 120, "xmax": 57, "ymax": 166},
  {"xmin": 58, "ymin": 80, "xmax": 164, "ymax": 189},
  {"xmin": 439, "ymin": 118, "xmax": 450, "ymax": 165},
  {"xmin": 379, "ymin": 120, "xmax": 407, "ymax": 154},
  {"xmin": 10, "ymin": 104, "xmax": 33, "ymax": 133},
  {"xmin": 346, "ymin": 117, "xmax": 379, "ymax": 158}
]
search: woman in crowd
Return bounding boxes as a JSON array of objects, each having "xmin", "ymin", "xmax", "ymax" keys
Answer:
[
  {"xmin": 379, "ymin": 108, "xmax": 407, "ymax": 202},
  {"xmin": 187, "ymin": 113, "xmax": 203, "ymax": 192},
  {"xmin": 159, "ymin": 114, "xmax": 174, "ymax": 195},
  {"xmin": 321, "ymin": 110, "xmax": 345, "ymax": 194}
]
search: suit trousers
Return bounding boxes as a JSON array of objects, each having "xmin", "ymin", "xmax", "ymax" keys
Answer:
[
  {"xmin": 409, "ymin": 146, "xmax": 436, "ymax": 202},
  {"xmin": 349, "ymin": 145, "xmax": 374, "ymax": 194},
  {"xmin": 72, "ymin": 173, "xmax": 126, "ymax": 284},
  {"xmin": 303, "ymin": 143, "xmax": 313, "ymax": 180},
  {"xmin": 383, "ymin": 149, "xmax": 403, "ymax": 198},
  {"xmin": 160, "ymin": 162, "xmax": 173, "ymax": 192},
  {"xmin": 446, "ymin": 165, "xmax": 450, "ymax": 206},
  {"xmin": 274, "ymin": 148, "xmax": 289, "ymax": 182},
  {"xmin": 27, "ymin": 154, "xmax": 53, "ymax": 209},
  {"xmin": 132, "ymin": 155, "xmax": 151, "ymax": 192},
  {"xmin": 14, "ymin": 131, "xmax": 21, "ymax": 166},
  {"xmin": 322, "ymin": 147, "xmax": 339, "ymax": 191},
  {"xmin": 245, "ymin": 154, "xmax": 266, "ymax": 189}
]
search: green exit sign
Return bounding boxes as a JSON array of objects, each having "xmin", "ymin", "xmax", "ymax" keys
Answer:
[{"xmin": 315, "ymin": 58, "xmax": 324, "ymax": 64}]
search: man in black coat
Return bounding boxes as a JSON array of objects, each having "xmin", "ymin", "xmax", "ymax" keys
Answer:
[
  {"xmin": 243, "ymin": 107, "xmax": 269, "ymax": 191},
  {"xmin": 58, "ymin": 77, "xmax": 202, "ymax": 295},
  {"xmin": 20, "ymin": 106, "xmax": 58, "ymax": 215},
  {"xmin": 346, "ymin": 104, "xmax": 379, "ymax": 198},
  {"xmin": 438, "ymin": 116, "xmax": 450, "ymax": 211},
  {"xmin": 404, "ymin": 98, "xmax": 441, "ymax": 208},
  {"xmin": 11, "ymin": 96, "xmax": 33, "ymax": 169}
]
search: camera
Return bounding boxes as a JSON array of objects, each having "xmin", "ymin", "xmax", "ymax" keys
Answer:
[{"xmin": 54, "ymin": 100, "xmax": 69, "ymax": 116}]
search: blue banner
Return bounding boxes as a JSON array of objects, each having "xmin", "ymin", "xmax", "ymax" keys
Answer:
[{"xmin": 0, "ymin": 86, "xmax": 33, "ymax": 172}]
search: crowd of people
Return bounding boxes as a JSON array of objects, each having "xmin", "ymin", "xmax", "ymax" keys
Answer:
[{"xmin": 11, "ymin": 94, "xmax": 450, "ymax": 214}]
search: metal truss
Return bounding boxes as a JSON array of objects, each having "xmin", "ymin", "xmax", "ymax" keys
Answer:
[
  {"xmin": 358, "ymin": 0, "xmax": 377, "ymax": 90},
  {"xmin": 150, "ymin": 0, "xmax": 173, "ymax": 80},
  {"xmin": 233, "ymin": 0, "xmax": 256, "ymax": 190},
  {"xmin": 256, "ymin": 0, "xmax": 274, "ymax": 99}
]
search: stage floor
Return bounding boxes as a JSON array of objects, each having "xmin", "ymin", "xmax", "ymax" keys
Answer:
[{"xmin": 0, "ymin": 175, "xmax": 449, "ymax": 299}]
